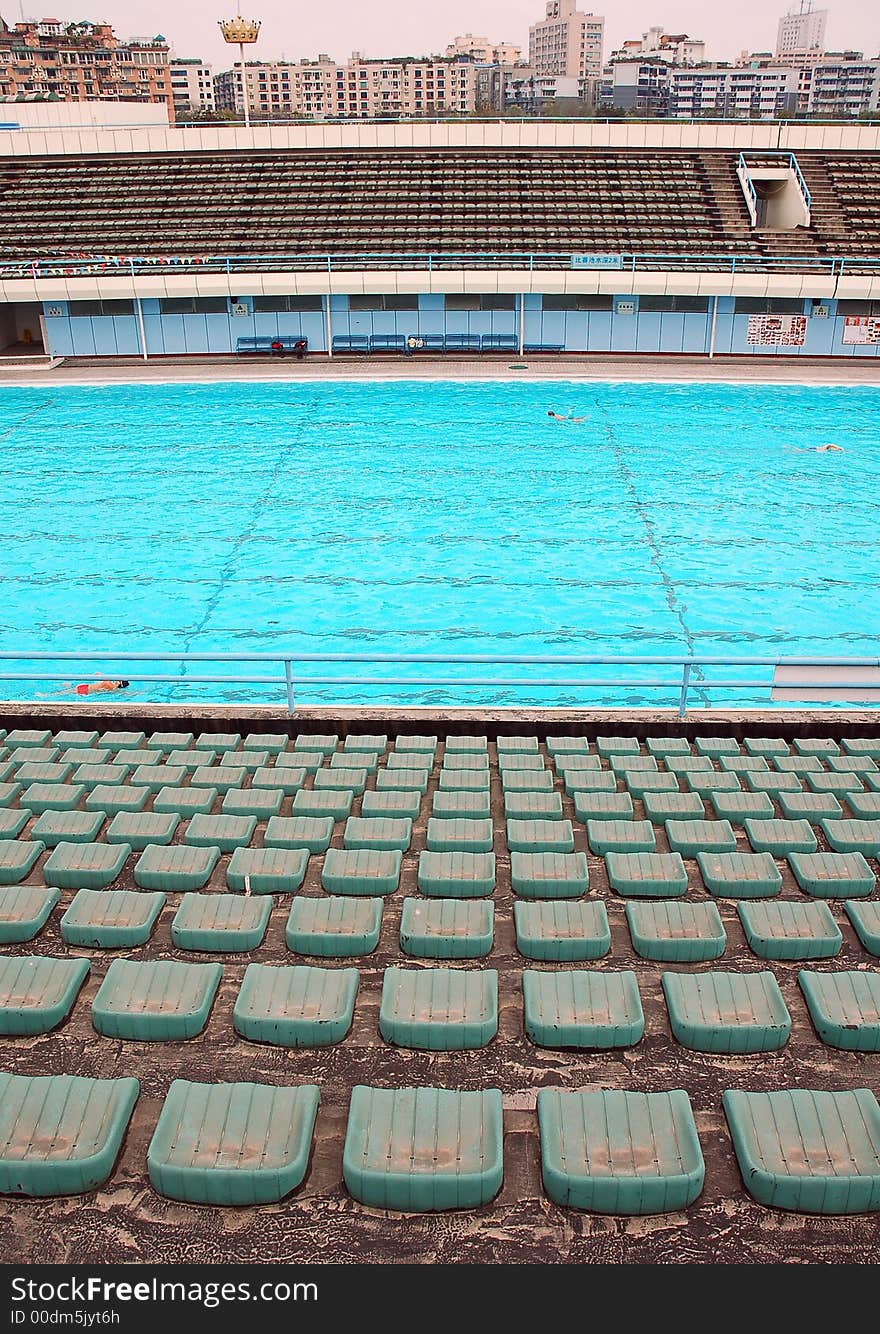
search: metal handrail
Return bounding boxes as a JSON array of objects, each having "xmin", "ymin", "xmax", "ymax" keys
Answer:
[
  {"xmin": 738, "ymin": 148, "xmax": 813, "ymax": 214},
  {"xmin": 0, "ymin": 651, "xmax": 878, "ymax": 718},
  {"xmin": 3, "ymin": 249, "xmax": 879, "ymax": 281}
]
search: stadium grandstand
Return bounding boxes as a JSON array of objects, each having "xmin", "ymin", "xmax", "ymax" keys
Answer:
[{"xmin": 0, "ymin": 119, "xmax": 878, "ymax": 360}]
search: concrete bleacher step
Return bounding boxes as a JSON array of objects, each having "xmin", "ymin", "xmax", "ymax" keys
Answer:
[
  {"xmin": 0, "ymin": 956, "xmax": 90, "ymax": 1034},
  {"xmin": 523, "ymin": 969, "xmax": 644, "ymax": 1049},
  {"xmin": 0, "ymin": 1072, "xmax": 139, "ymax": 1197},
  {"xmin": 233, "ymin": 963, "xmax": 359, "ymax": 1047},
  {"xmin": 399, "ymin": 898, "xmax": 494, "ymax": 959},
  {"xmin": 662, "ymin": 970, "xmax": 791, "ymax": 1054},
  {"xmin": 147, "ymin": 1080, "xmax": 320, "ymax": 1206},
  {"xmin": 514, "ymin": 899, "xmax": 610, "ymax": 961},
  {"xmin": 538, "ymin": 1088, "xmax": 705, "ymax": 1215},
  {"xmin": 343, "ymin": 1086, "xmax": 503, "ymax": 1212},
  {"xmin": 379, "ymin": 966, "xmax": 498, "ymax": 1050},
  {"xmin": 60, "ymin": 888, "xmax": 166, "ymax": 949},
  {"xmin": 92, "ymin": 959, "xmax": 222, "ymax": 1040},
  {"xmin": 723, "ymin": 1088, "xmax": 880, "ymax": 1214},
  {"xmin": 737, "ymin": 900, "xmax": 842, "ymax": 961}
]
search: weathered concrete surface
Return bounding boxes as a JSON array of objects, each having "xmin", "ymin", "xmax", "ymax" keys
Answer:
[{"xmin": 0, "ymin": 719, "xmax": 877, "ymax": 1264}]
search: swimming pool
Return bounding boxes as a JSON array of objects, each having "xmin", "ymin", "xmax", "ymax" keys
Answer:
[{"xmin": 1, "ymin": 378, "xmax": 877, "ymax": 707}]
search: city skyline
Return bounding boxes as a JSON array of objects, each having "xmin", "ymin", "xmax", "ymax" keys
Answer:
[{"xmin": 4, "ymin": 1, "xmax": 877, "ymax": 67}]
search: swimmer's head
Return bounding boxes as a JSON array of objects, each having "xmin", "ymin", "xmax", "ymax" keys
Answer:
[{"xmin": 118, "ymin": 680, "xmax": 130, "ymax": 689}]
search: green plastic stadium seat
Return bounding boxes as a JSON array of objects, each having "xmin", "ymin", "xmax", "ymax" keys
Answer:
[
  {"xmin": 744, "ymin": 771, "xmax": 803, "ymax": 795},
  {"xmin": 566, "ymin": 771, "xmax": 616, "ymax": 798},
  {"xmin": 131, "ymin": 764, "xmax": 187, "ymax": 793},
  {"xmin": 508, "ymin": 819, "xmax": 575, "ymax": 853},
  {"xmin": 662, "ymin": 970, "xmax": 790, "ymax": 1053},
  {"xmin": 514, "ymin": 899, "xmax": 609, "ymax": 961},
  {"xmin": 820, "ymin": 818, "xmax": 880, "ymax": 857},
  {"xmin": 11, "ymin": 748, "xmax": 60, "ymax": 769},
  {"xmin": 546, "ymin": 736, "xmax": 591, "ymax": 757},
  {"xmin": 171, "ymin": 893, "xmax": 272, "ymax": 952},
  {"xmin": 777, "ymin": 791, "xmax": 842, "ymax": 822},
  {"xmin": 596, "ymin": 736, "xmax": 639, "ymax": 757},
  {"xmin": 587, "ymin": 819, "xmax": 655, "ymax": 855},
  {"xmin": 44, "ymin": 840, "xmax": 130, "ymax": 890},
  {"xmin": 134, "ymin": 843, "xmax": 220, "ymax": 892},
  {"xmin": 743, "ymin": 737, "xmax": 789, "ymax": 757},
  {"xmin": 432, "ymin": 791, "xmax": 491, "ymax": 820},
  {"xmin": 146, "ymin": 732, "xmax": 194, "ymax": 753},
  {"xmin": 503, "ymin": 792, "xmax": 563, "ymax": 821},
  {"xmin": 0, "ymin": 1073, "xmax": 139, "ymax": 1197},
  {"xmin": 293, "ymin": 734, "xmax": 337, "ymax": 755},
  {"xmin": 290, "ymin": 789, "xmax": 354, "ymax": 820},
  {"xmin": 444, "ymin": 736, "xmax": 488, "ymax": 754},
  {"xmin": 362, "ymin": 789, "xmax": 422, "ymax": 820},
  {"xmin": 719, "ymin": 756, "xmax": 769, "ymax": 774},
  {"xmin": 828, "ymin": 755, "xmax": 878, "ymax": 775},
  {"xmin": 184, "ymin": 813, "xmax": 256, "ymax": 852},
  {"xmin": 85, "ymin": 783, "xmax": 150, "ymax": 816},
  {"xmin": 147, "ymin": 1080, "xmax": 320, "ymax": 1206},
  {"xmin": 286, "ymin": 896, "xmax": 383, "ymax": 957},
  {"xmin": 0, "ymin": 808, "xmax": 30, "ymax": 839},
  {"xmin": 844, "ymin": 900, "xmax": 880, "ymax": 956},
  {"xmin": 623, "ymin": 770, "xmax": 680, "ymax": 798},
  {"xmin": 343, "ymin": 1086, "xmax": 503, "ymax": 1212},
  {"xmin": 153, "ymin": 786, "xmax": 217, "ymax": 817},
  {"xmin": 523, "ymin": 969, "xmax": 644, "ymax": 1049},
  {"xmin": 641, "ymin": 791, "xmax": 704, "ymax": 825},
  {"xmin": 264, "ymin": 814, "xmax": 334, "ymax": 853},
  {"xmin": 788, "ymin": 851, "xmax": 876, "ymax": 898},
  {"xmin": 437, "ymin": 770, "xmax": 487, "ymax": 793},
  {"xmin": 30, "ymin": 809, "xmax": 104, "ymax": 847},
  {"xmin": 167, "ymin": 748, "xmax": 217, "ymax": 771},
  {"xmin": 400, "ymin": 898, "xmax": 493, "ymax": 959},
  {"xmin": 572, "ymin": 791, "xmax": 633, "ymax": 822},
  {"xmin": 694, "ymin": 736, "xmax": 740, "ymax": 758},
  {"xmin": 610, "ymin": 755, "xmax": 657, "ymax": 775},
  {"xmin": 244, "ymin": 733, "xmax": 289, "ymax": 754},
  {"xmin": 234, "ymin": 963, "xmax": 358, "ymax": 1047},
  {"xmin": 497, "ymin": 735, "xmax": 539, "ymax": 754},
  {"xmin": 723, "ymin": 1088, "xmax": 880, "ymax": 1213},
  {"xmin": 226, "ymin": 846, "xmax": 309, "ymax": 895},
  {"xmin": 0, "ymin": 886, "xmax": 59, "ymax": 943},
  {"xmin": 538, "ymin": 1088, "xmax": 704, "ymax": 1214},
  {"xmin": 737, "ymin": 900, "xmax": 842, "ymax": 961},
  {"xmin": 427, "ymin": 817, "xmax": 493, "ymax": 853},
  {"xmin": 343, "ymin": 816, "xmax": 413, "ymax": 851},
  {"xmin": 386, "ymin": 752, "xmax": 430, "ymax": 772},
  {"xmin": 322, "ymin": 848, "xmax": 401, "ymax": 896},
  {"xmin": 696, "ymin": 851, "xmax": 782, "ymax": 899},
  {"xmin": 510, "ymin": 850, "xmax": 589, "ymax": 898},
  {"xmin": 394, "ymin": 735, "xmax": 437, "ymax": 754},
  {"xmin": 710, "ymin": 791, "xmax": 775, "ymax": 826},
  {"xmin": 314, "ymin": 766, "xmax": 368, "ymax": 796},
  {"xmin": 501, "ymin": 770, "xmax": 553, "ymax": 794},
  {"xmin": 112, "ymin": 749, "xmax": 154, "ymax": 768},
  {"xmin": 625, "ymin": 901, "xmax": 726, "ymax": 962},
  {"xmin": 798, "ymin": 969, "xmax": 880, "ymax": 1052},
  {"xmin": 60, "ymin": 888, "xmax": 165, "ymax": 949},
  {"xmin": 842, "ymin": 739, "xmax": 880, "ymax": 758},
  {"xmin": 806, "ymin": 772, "xmax": 864, "ymax": 796},
  {"xmin": 192, "ymin": 765, "xmax": 245, "ymax": 793},
  {"xmin": 666, "ymin": 755, "xmax": 713, "ymax": 774},
  {"xmin": 666, "ymin": 819, "xmax": 737, "ymax": 857},
  {"xmin": 0, "ymin": 782, "xmax": 21, "ymax": 808},
  {"xmin": 54, "ymin": 730, "xmax": 99, "ymax": 749},
  {"xmin": 279, "ymin": 749, "xmax": 322, "ymax": 774},
  {"xmin": 19, "ymin": 781, "xmax": 83, "ymax": 814},
  {"xmin": 605, "ymin": 851, "xmax": 688, "ymax": 898},
  {"xmin": 344, "ymin": 734, "xmax": 387, "ymax": 755},
  {"xmin": 774, "ymin": 755, "xmax": 823, "ymax": 774},
  {"xmin": 6, "ymin": 730, "xmax": 51, "ymax": 749},
  {"xmin": 745, "ymin": 818, "xmax": 817, "ymax": 856},
  {"xmin": 92, "ymin": 959, "xmax": 222, "ymax": 1040},
  {"xmin": 846, "ymin": 792, "xmax": 880, "ymax": 817},
  {"xmin": 444, "ymin": 752, "xmax": 489, "ymax": 772},
  {"xmin": 222, "ymin": 787, "xmax": 284, "ymax": 819},
  {"xmin": 0, "ymin": 956, "xmax": 89, "ymax": 1034},
  {"xmin": 645, "ymin": 737, "xmax": 692, "ymax": 757},
  {"xmin": 99, "ymin": 730, "xmax": 145, "ymax": 751},
  {"xmin": 60, "ymin": 748, "xmax": 110, "ymax": 767},
  {"xmin": 253, "ymin": 766, "xmax": 305, "ymax": 795},
  {"xmin": 194, "ymin": 732, "xmax": 238, "ymax": 752},
  {"xmin": 498, "ymin": 753, "xmax": 545, "ymax": 773},
  {"xmin": 794, "ymin": 738, "xmax": 839, "ymax": 757},
  {"xmin": 379, "ymin": 966, "xmax": 498, "ymax": 1050},
  {"xmin": 106, "ymin": 811, "xmax": 179, "ymax": 851},
  {"xmin": 0, "ymin": 839, "xmax": 44, "ymax": 884},
  {"xmin": 417, "ymin": 851, "xmax": 495, "ymax": 898}
]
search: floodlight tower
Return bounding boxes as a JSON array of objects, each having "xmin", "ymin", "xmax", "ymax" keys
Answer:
[{"xmin": 219, "ymin": 16, "xmax": 261, "ymax": 128}]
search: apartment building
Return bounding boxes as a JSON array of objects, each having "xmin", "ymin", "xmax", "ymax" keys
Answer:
[
  {"xmin": 0, "ymin": 17, "xmax": 174, "ymax": 115},
  {"xmin": 529, "ymin": 1, "xmax": 604, "ymax": 80},
  {"xmin": 214, "ymin": 54, "xmax": 477, "ymax": 119},
  {"xmin": 776, "ymin": 3, "xmax": 828, "ymax": 60},
  {"xmin": 445, "ymin": 35, "xmax": 521, "ymax": 64},
  {"xmin": 169, "ymin": 58, "xmax": 214, "ymax": 114},
  {"xmin": 668, "ymin": 64, "xmax": 799, "ymax": 118}
]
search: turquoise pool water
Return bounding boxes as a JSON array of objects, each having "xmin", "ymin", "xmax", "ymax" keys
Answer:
[{"xmin": 1, "ymin": 378, "xmax": 878, "ymax": 707}]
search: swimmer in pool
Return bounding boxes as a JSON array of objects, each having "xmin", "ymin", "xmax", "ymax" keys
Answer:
[
  {"xmin": 786, "ymin": 443, "xmax": 844, "ymax": 452},
  {"xmin": 42, "ymin": 678, "xmax": 131, "ymax": 699},
  {"xmin": 548, "ymin": 410, "xmax": 587, "ymax": 423}
]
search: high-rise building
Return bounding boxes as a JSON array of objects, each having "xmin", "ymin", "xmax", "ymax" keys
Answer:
[
  {"xmin": 776, "ymin": 2, "xmax": 828, "ymax": 60},
  {"xmin": 529, "ymin": 1, "xmax": 604, "ymax": 80},
  {"xmin": 0, "ymin": 18, "xmax": 174, "ymax": 117},
  {"xmin": 170, "ymin": 58, "xmax": 215, "ymax": 114},
  {"xmin": 214, "ymin": 54, "xmax": 477, "ymax": 119}
]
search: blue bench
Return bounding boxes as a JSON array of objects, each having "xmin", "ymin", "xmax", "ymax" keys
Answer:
[
  {"xmin": 523, "ymin": 342, "xmax": 566, "ymax": 354},
  {"xmin": 480, "ymin": 334, "xmax": 519, "ymax": 353},
  {"xmin": 235, "ymin": 336, "xmax": 308, "ymax": 357},
  {"xmin": 443, "ymin": 334, "xmax": 482, "ymax": 352},
  {"xmin": 331, "ymin": 335, "xmax": 370, "ymax": 354},
  {"xmin": 369, "ymin": 334, "xmax": 408, "ymax": 354}
]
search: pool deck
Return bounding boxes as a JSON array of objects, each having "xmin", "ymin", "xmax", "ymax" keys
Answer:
[
  {"xmin": 0, "ymin": 708, "xmax": 879, "ymax": 1265},
  {"xmin": 2, "ymin": 352, "xmax": 880, "ymax": 386}
]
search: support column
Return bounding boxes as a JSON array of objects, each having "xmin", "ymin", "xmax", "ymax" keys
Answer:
[
  {"xmin": 708, "ymin": 295, "xmax": 718, "ymax": 360},
  {"xmin": 135, "ymin": 294, "xmax": 148, "ymax": 361},
  {"xmin": 518, "ymin": 292, "xmax": 525, "ymax": 357},
  {"xmin": 325, "ymin": 293, "xmax": 333, "ymax": 358}
]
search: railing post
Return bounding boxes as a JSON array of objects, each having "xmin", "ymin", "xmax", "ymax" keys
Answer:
[
  {"xmin": 284, "ymin": 660, "xmax": 296, "ymax": 716},
  {"xmin": 678, "ymin": 663, "xmax": 692, "ymax": 719}
]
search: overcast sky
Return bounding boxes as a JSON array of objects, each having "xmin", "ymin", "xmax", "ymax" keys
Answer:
[{"xmin": 10, "ymin": 2, "xmax": 879, "ymax": 65}]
